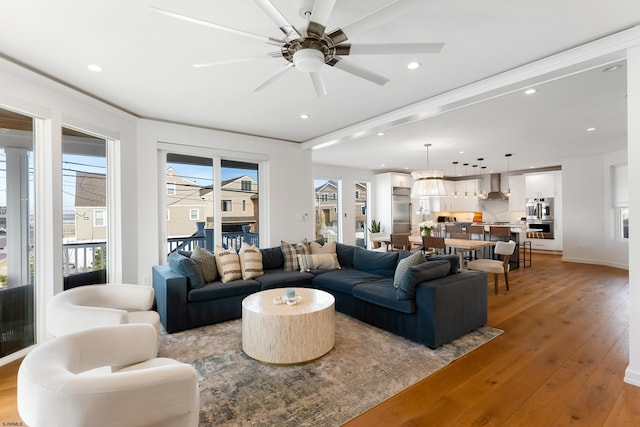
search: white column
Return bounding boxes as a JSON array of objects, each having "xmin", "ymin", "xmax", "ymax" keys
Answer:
[
  {"xmin": 625, "ymin": 44, "xmax": 640, "ymax": 386},
  {"xmin": 5, "ymin": 147, "xmax": 29, "ymax": 288}
]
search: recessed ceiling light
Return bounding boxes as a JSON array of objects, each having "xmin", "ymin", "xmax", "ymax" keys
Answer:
[
  {"xmin": 377, "ymin": 132, "xmax": 384, "ymax": 136},
  {"xmin": 87, "ymin": 64, "xmax": 103, "ymax": 72},
  {"xmin": 300, "ymin": 114, "xmax": 309, "ymax": 119},
  {"xmin": 586, "ymin": 127, "xmax": 596, "ymax": 132},
  {"xmin": 407, "ymin": 62, "xmax": 420, "ymax": 70},
  {"xmin": 459, "ymin": 151, "xmax": 464, "ymax": 154},
  {"xmin": 602, "ymin": 65, "xmax": 620, "ymax": 72},
  {"xmin": 525, "ymin": 88, "xmax": 537, "ymax": 95},
  {"xmin": 380, "ymin": 164, "xmax": 386, "ymax": 167}
]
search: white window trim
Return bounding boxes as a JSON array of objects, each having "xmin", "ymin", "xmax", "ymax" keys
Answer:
[
  {"xmin": 94, "ymin": 209, "xmax": 106, "ymax": 227},
  {"xmin": 189, "ymin": 208, "xmax": 200, "ymax": 220}
]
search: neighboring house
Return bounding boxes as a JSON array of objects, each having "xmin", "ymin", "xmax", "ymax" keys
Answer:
[
  {"xmin": 74, "ymin": 171, "xmax": 107, "ymax": 241},
  {"xmin": 165, "ymin": 167, "xmax": 210, "ymax": 238},
  {"xmin": 199, "ymin": 175, "xmax": 259, "ymax": 233},
  {"xmin": 315, "ymin": 181, "xmax": 368, "ymax": 241}
]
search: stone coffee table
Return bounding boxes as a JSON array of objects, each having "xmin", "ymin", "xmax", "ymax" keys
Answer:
[{"xmin": 241, "ymin": 288, "xmax": 335, "ymax": 364}]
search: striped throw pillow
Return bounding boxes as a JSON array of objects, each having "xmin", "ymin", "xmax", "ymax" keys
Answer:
[
  {"xmin": 214, "ymin": 245, "xmax": 242, "ymax": 283},
  {"xmin": 239, "ymin": 242, "xmax": 264, "ymax": 280}
]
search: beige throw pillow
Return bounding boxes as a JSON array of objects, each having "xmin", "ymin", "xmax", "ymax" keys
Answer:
[
  {"xmin": 281, "ymin": 239, "xmax": 310, "ymax": 271},
  {"xmin": 310, "ymin": 240, "xmax": 336, "ymax": 254},
  {"xmin": 239, "ymin": 242, "xmax": 264, "ymax": 280},
  {"xmin": 297, "ymin": 253, "xmax": 341, "ymax": 272},
  {"xmin": 190, "ymin": 246, "xmax": 218, "ymax": 283},
  {"xmin": 214, "ymin": 245, "xmax": 242, "ymax": 283}
]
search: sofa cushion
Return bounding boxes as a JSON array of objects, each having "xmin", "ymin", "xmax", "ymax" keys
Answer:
[
  {"xmin": 312, "ymin": 268, "xmax": 385, "ymax": 294},
  {"xmin": 352, "ymin": 281, "xmax": 416, "ymax": 314},
  {"xmin": 393, "ymin": 251, "xmax": 426, "ymax": 288},
  {"xmin": 214, "ymin": 245, "xmax": 242, "ymax": 283},
  {"xmin": 191, "ymin": 246, "xmax": 218, "ymax": 283},
  {"xmin": 426, "ymin": 254, "xmax": 460, "ymax": 274},
  {"xmin": 353, "ymin": 247, "xmax": 399, "ymax": 277},
  {"xmin": 281, "ymin": 239, "xmax": 310, "ymax": 272},
  {"xmin": 168, "ymin": 251, "xmax": 205, "ymax": 290},
  {"xmin": 239, "ymin": 243, "xmax": 264, "ymax": 280},
  {"xmin": 297, "ymin": 253, "xmax": 341, "ymax": 272},
  {"xmin": 335, "ymin": 243, "xmax": 355, "ymax": 268},
  {"xmin": 396, "ymin": 260, "xmax": 451, "ymax": 300},
  {"xmin": 255, "ymin": 270, "xmax": 315, "ymax": 290},
  {"xmin": 188, "ymin": 279, "xmax": 261, "ymax": 302},
  {"xmin": 310, "ymin": 240, "xmax": 336, "ymax": 254},
  {"xmin": 260, "ymin": 247, "xmax": 284, "ymax": 270}
]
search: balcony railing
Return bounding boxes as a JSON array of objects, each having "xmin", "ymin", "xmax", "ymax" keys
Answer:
[
  {"xmin": 167, "ymin": 229, "xmax": 259, "ymax": 256},
  {"xmin": 62, "ymin": 241, "xmax": 107, "ymax": 276}
]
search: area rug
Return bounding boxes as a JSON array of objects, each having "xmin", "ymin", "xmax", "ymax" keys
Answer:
[{"xmin": 158, "ymin": 313, "xmax": 502, "ymax": 426}]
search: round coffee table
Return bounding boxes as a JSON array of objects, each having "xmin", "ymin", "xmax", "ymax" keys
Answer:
[{"xmin": 242, "ymin": 288, "xmax": 335, "ymax": 364}]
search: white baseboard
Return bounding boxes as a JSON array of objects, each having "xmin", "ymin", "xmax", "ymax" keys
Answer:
[
  {"xmin": 625, "ymin": 366, "xmax": 640, "ymax": 387},
  {"xmin": 561, "ymin": 256, "xmax": 628, "ymax": 270}
]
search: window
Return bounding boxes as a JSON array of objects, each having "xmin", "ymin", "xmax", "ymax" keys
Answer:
[
  {"xmin": 314, "ymin": 179, "xmax": 340, "ymax": 243},
  {"xmin": 94, "ymin": 210, "xmax": 106, "ymax": 227},
  {"xmin": 621, "ymin": 207, "xmax": 629, "ymax": 239},
  {"xmin": 167, "ymin": 181, "xmax": 176, "ymax": 195},
  {"xmin": 332, "ymin": 192, "xmax": 337, "ymax": 200},
  {"xmin": 612, "ymin": 163, "xmax": 628, "ymax": 240},
  {"xmin": 321, "ymin": 194, "xmax": 328, "ymax": 202},
  {"xmin": 241, "ymin": 180, "xmax": 251, "ymax": 191},
  {"xmin": 189, "ymin": 209, "xmax": 199, "ymax": 220},
  {"xmin": 242, "ymin": 200, "xmax": 247, "ymax": 212},
  {"xmin": 221, "ymin": 200, "xmax": 232, "ymax": 212},
  {"xmin": 167, "ymin": 209, "xmax": 171, "ymax": 221},
  {"xmin": 355, "ymin": 190, "xmax": 360, "ymax": 199}
]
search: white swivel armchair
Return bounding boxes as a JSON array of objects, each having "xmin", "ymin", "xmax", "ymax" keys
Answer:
[
  {"xmin": 467, "ymin": 240, "xmax": 517, "ymax": 294},
  {"xmin": 47, "ymin": 284, "xmax": 160, "ymax": 336},
  {"xmin": 18, "ymin": 323, "xmax": 199, "ymax": 427}
]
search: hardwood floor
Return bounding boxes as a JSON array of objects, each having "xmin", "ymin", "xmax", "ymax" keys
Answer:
[{"xmin": 0, "ymin": 253, "xmax": 637, "ymax": 426}]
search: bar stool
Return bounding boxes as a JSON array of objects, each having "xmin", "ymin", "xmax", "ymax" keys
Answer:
[{"xmin": 520, "ymin": 240, "xmax": 532, "ymax": 268}]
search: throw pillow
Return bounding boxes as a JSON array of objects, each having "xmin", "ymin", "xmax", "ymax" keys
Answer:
[
  {"xmin": 214, "ymin": 245, "xmax": 242, "ymax": 283},
  {"xmin": 168, "ymin": 251, "xmax": 204, "ymax": 290},
  {"xmin": 280, "ymin": 239, "xmax": 309, "ymax": 272},
  {"xmin": 297, "ymin": 253, "xmax": 341, "ymax": 272},
  {"xmin": 426, "ymin": 254, "xmax": 460, "ymax": 274},
  {"xmin": 352, "ymin": 247, "xmax": 399, "ymax": 277},
  {"xmin": 310, "ymin": 240, "xmax": 337, "ymax": 254},
  {"xmin": 239, "ymin": 242, "xmax": 264, "ymax": 280},
  {"xmin": 393, "ymin": 251, "xmax": 426, "ymax": 288},
  {"xmin": 260, "ymin": 247, "xmax": 284, "ymax": 270},
  {"xmin": 396, "ymin": 260, "xmax": 451, "ymax": 300},
  {"xmin": 190, "ymin": 246, "xmax": 218, "ymax": 283}
]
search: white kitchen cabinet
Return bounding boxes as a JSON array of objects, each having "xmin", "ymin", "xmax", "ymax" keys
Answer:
[
  {"xmin": 525, "ymin": 172, "xmax": 555, "ymax": 198},
  {"xmin": 373, "ymin": 172, "xmax": 412, "ymax": 235},
  {"xmin": 529, "ymin": 238, "xmax": 560, "ymax": 251},
  {"xmin": 508, "ymin": 175, "xmax": 525, "ymax": 211}
]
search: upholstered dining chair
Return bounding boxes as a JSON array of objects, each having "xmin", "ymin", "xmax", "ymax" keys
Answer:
[
  {"xmin": 466, "ymin": 240, "xmax": 517, "ymax": 294},
  {"xmin": 390, "ymin": 233, "xmax": 410, "ymax": 251},
  {"xmin": 47, "ymin": 283, "xmax": 160, "ymax": 337},
  {"xmin": 18, "ymin": 323, "xmax": 199, "ymax": 427}
]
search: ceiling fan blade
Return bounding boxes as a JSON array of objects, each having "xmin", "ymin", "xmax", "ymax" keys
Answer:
[
  {"xmin": 150, "ymin": 6, "xmax": 283, "ymax": 45},
  {"xmin": 329, "ymin": 0, "xmax": 408, "ymax": 41},
  {"xmin": 254, "ymin": 63, "xmax": 295, "ymax": 92},
  {"xmin": 193, "ymin": 55, "xmax": 274, "ymax": 68},
  {"xmin": 328, "ymin": 58, "xmax": 389, "ymax": 86},
  {"xmin": 310, "ymin": 72, "xmax": 328, "ymax": 97},
  {"xmin": 307, "ymin": 0, "xmax": 337, "ymax": 38},
  {"xmin": 337, "ymin": 43, "xmax": 445, "ymax": 56},
  {"xmin": 253, "ymin": 0, "xmax": 301, "ymax": 39}
]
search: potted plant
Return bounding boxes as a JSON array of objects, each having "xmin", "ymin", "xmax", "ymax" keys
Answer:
[
  {"xmin": 368, "ymin": 220, "xmax": 385, "ymax": 249},
  {"xmin": 368, "ymin": 219, "xmax": 381, "ymax": 234}
]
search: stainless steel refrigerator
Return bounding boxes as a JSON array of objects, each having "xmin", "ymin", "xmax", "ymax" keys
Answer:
[{"xmin": 391, "ymin": 187, "xmax": 412, "ymax": 234}]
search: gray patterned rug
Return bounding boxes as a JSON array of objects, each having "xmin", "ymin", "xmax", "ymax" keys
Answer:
[{"xmin": 158, "ymin": 313, "xmax": 502, "ymax": 427}]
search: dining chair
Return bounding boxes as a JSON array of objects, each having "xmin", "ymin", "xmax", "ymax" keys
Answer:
[
  {"xmin": 489, "ymin": 226, "xmax": 511, "ymax": 257},
  {"xmin": 466, "ymin": 240, "xmax": 517, "ymax": 294},
  {"xmin": 466, "ymin": 225, "xmax": 486, "ymax": 240},
  {"xmin": 444, "ymin": 224, "xmax": 462, "ymax": 237},
  {"xmin": 421, "ymin": 236, "xmax": 446, "ymax": 255},
  {"xmin": 390, "ymin": 233, "xmax": 410, "ymax": 251}
]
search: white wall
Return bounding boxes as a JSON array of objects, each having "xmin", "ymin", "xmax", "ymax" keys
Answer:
[
  {"xmin": 562, "ymin": 150, "xmax": 628, "ymax": 269},
  {"xmin": 312, "ymin": 164, "xmax": 374, "ymax": 246}
]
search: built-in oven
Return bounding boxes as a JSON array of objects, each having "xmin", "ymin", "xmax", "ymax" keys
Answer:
[
  {"xmin": 526, "ymin": 221, "xmax": 554, "ymax": 239},
  {"xmin": 525, "ymin": 197, "xmax": 554, "ymax": 221}
]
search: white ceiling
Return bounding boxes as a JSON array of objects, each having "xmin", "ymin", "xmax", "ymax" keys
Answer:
[{"xmin": 0, "ymin": 0, "xmax": 639, "ymax": 175}]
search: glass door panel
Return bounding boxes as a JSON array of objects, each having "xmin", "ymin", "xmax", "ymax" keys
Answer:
[
  {"xmin": 314, "ymin": 179, "xmax": 340, "ymax": 243},
  {"xmin": 220, "ymin": 160, "xmax": 259, "ymax": 250},
  {"xmin": 355, "ymin": 182, "xmax": 368, "ymax": 248},
  {"xmin": 61, "ymin": 129, "xmax": 108, "ymax": 289},
  {"xmin": 0, "ymin": 107, "xmax": 35, "ymax": 357}
]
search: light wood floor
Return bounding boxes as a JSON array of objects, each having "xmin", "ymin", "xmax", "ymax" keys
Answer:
[{"xmin": 0, "ymin": 253, "xmax": 637, "ymax": 426}]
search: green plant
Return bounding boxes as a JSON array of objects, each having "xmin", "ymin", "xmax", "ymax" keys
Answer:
[{"xmin": 368, "ymin": 219, "xmax": 381, "ymax": 233}]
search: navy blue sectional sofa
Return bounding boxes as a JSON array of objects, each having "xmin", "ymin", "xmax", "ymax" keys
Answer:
[{"xmin": 152, "ymin": 243, "xmax": 488, "ymax": 348}]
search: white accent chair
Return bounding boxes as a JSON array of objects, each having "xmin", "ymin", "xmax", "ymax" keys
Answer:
[
  {"xmin": 466, "ymin": 240, "xmax": 517, "ymax": 294},
  {"xmin": 18, "ymin": 323, "xmax": 199, "ymax": 427},
  {"xmin": 47, "ymin": 284, "xmax": 160, "ymax": 337}
]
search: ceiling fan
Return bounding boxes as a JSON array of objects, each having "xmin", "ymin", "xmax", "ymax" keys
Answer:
[{"xmin": 151, "ymin": 0, "xmax": 444, "ymax": 97}]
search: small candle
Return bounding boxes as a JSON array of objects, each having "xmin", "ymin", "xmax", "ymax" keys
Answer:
[{"xmin": 285, "ymin": 288, "xmax": 295, "ymax": 298}]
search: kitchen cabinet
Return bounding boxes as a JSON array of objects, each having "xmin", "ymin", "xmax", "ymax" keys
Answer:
[
  {"xmin": 525, "ymin": 172, "xmax": 556, "ymax": 198},
  {"xmin": 508, "ymin": 175, "xmax": 525, "ymax": 211},
  {"xmin": 373, "ymin": 172, "xmax": 412, "ymax": 236},
  {"xmin": 438, "ymin": 179, "xmax": 478, "ymax": 212}
]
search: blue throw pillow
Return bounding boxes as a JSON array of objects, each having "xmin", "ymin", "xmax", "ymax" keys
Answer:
[
  {"xmin": 260, "ymin": 247, "xmax": 284, "ymax": 270},
  {"xmin": 426, "ymin": 254, "xmax": 460, "ymax": 275},
  {"xmin": 335, "ymin": 243, "xmax": 355, "ymax": 268},
  {"xmin": 168, "ymin": 251, "xmax": 205, "ymax": 290},
  {"xmin": 396, "ymin": 260, "xmax": 451, "ymax": 300},
  {"xmin": 393, "ymin": 251, "xmax": 426, "ymax": 288},
  {"xmin": 353, "ymin": 247, "xmax": 399, "ymax": 277}
]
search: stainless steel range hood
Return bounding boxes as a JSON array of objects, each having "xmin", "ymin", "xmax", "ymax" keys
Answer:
[{"xmin": 485, "ymin": 173, "xmax": 508, "ymax": 200}]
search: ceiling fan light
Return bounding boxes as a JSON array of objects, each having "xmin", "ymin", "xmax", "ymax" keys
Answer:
[{"xmin": 293, "ymin": 48, "xmax": 325, "ymax": 73}]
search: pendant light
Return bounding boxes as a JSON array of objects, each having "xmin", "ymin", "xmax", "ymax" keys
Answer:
[
  {"xmin": 411, "ymin": 144, "xmax": 447, "ymax": 197},
  {"xmin": 452, "ymin": 161, "xmax": 459, "ymax": 198},
  {"xmin": 472, "ymin": 164, "xmax": 478, "ymax": 198},
  {"xmin": 505, "ymin": 153, "xmax": 512, "ymax": 197},
  {"xmin": 477, "ymin": 158, "xmax": 486, "ymax": 199},
  {"xmin": 463, "ymin": 163, "xmax": 469, "ymax": 198}
]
